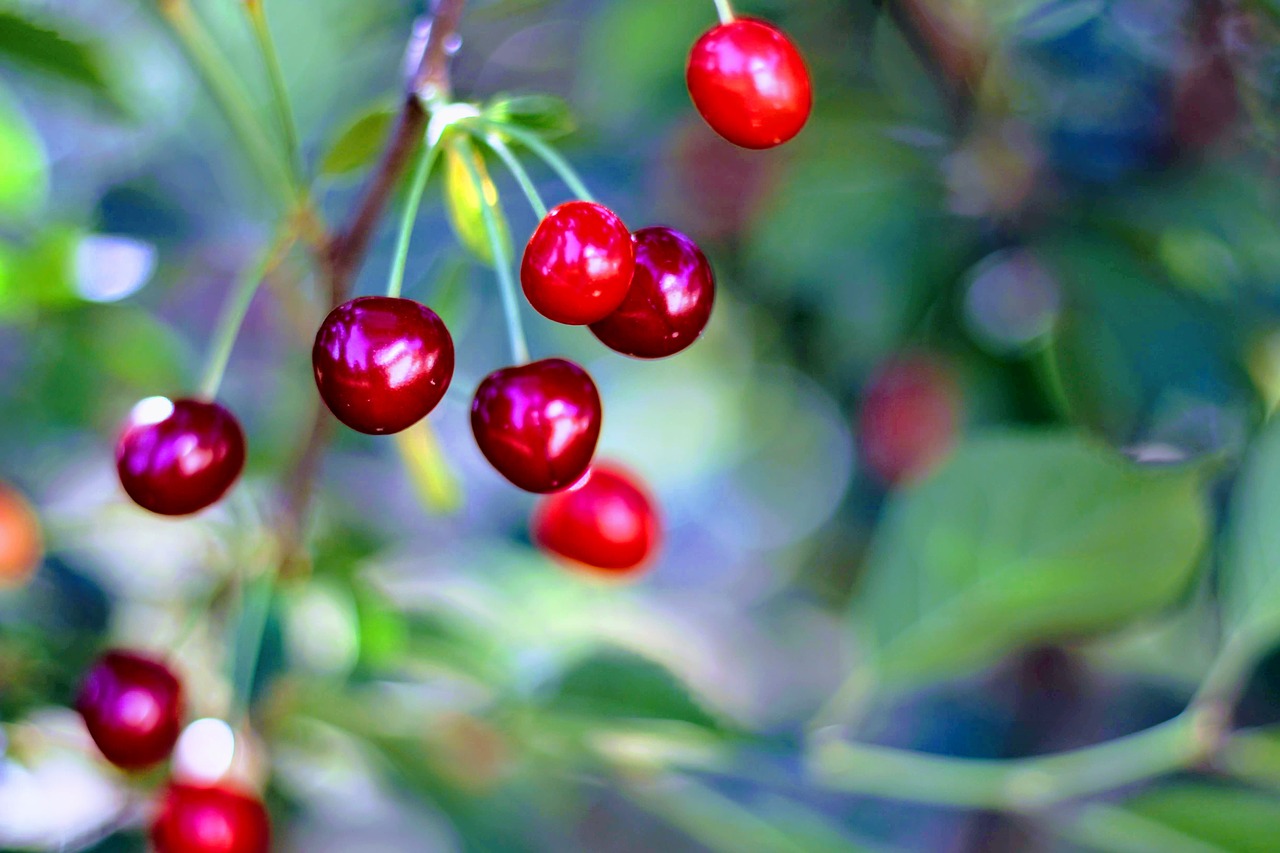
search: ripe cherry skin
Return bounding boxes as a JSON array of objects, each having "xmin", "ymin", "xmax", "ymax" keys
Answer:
[
  {"xmin": 313, "ymin": 296, "xmax": 455, "ymax": 435},
  {"xmin": 687, "ymin": 19, "xmax": 813, "ymax": 150},
  {"xmin": 590, "ymin": 227, "xmax": 715, "ymax": 359},
  {"xmin": 521, "ymin": 201, "xmax": 636, "ymax": 325},
  {"xmin": 116, "ymin": 398, "xmax": 246, "ymax": 516},
  {"xmin": 532, "ymin": 463, "xmax": 660, "ymax": 575},
  {"xmin": 471, "ymin": 358, "xmax": 602, "ymax": 493},
  {"xmin": 76, "ymin": 650, "xmax": 183, "ymax": 770},
  {"xmin": 151, "ymin": 784, "xmax": 270, "ymax": 853},
  {"xmin": 858, "ymin": 354, "xmax": 960, "ymax": 485}
]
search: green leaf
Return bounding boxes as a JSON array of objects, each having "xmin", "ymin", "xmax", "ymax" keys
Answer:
[
  {"xmin": 0, "ymin": 10, "xmax": 123, "ymax": 112},
  {"xmin": 319, "ymin": 103, "xmax": 398, "ymax": 177},
  {"xmin": 1223, "ymin": 416, "xmax": 1280, "ymax": 643},
  {"xmin": 0, "ymin": 91, "xmax": 47, "ymax": 220},
  {"xmin": 1125, "ymin": 785, "xmax": 1280, "ymax": 853},
  {"xmin": 443, "ymin": 135, "xmax": 510, "ymax": 268},
  {"xmin": 856, "ymin": 432, "xmax": 1209, "ymax": 689},
  {"xmin": 549, "ymin": 647, "xmax": 722, "ymax": 730},
  {"xmin": 484, "ymin": 94, "xmax": 575, "ymax": 138},
  {"xmin": 392, "ymin": 419, "xmax": 463, "ymax": 515},
  {"xmin": 0, "ymin": 226, "xmax": 82, "ymax": 319}
]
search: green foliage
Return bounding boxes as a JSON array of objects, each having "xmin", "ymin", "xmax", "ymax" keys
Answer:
[
  {"xmin": 484, "ymin": 94, "xmax": 575, "ymax": 138},
  {"xmin": 856, "ymin": 432, "xmax": 1210, "ymax": 688},
  {"xmin": 1125, "ymin": 785, "xmax": 1280, "ymax": 853},
  {"xmin": 318, "ymin": 101, "xmax": 399, "ymax": 177},
  {"xmin": 443, "ymin": 134, "xmax": 510, "ymax": 268},
  {"xmin": 549, "ymin": 647, "xmax": 723, "ymax": 730},
  {"xmin": 0, "ymin": 8, "xmax": 124, "ymax": 113},
  {"xmin": 0, "ymin": 89, "xmax": 47, "ymax": 221}
]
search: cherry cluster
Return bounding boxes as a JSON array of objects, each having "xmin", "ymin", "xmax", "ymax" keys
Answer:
[{"xmin": 76, "ymin": 651, "xmax": 269, "ymax": 853}]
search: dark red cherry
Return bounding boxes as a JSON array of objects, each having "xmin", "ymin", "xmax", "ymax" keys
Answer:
[
  {"xmin": 151, "ymin": 783, "xmax": 270, "ymax": 853},
  {"xmin": 532, "ymin": 462, "xmax": 660, "ymax": 576},
  {"xmin": 687, "ymin": 18, "xmax": 812, "ymax": 150},
  {"xmin": 471, "ymin": 358, "xmax": 602, "ymax": 493},
  {"xmin": 312, "ymin": 296, "xmax": 455, "ymax": 435},
  {"xmin": 590, "ymin": 227, "xmax": 715, "ymax": 359},
  {"xmin": 116, "ymin": 398, "xmax": 246, "ymax": 516},
  {"xmin": 520, "ymin": 201, "xmax": 636, "ymax": 325},
  {"xmin": 76, "ymin": 650, "xmax": 183, "ymax": 770},
  {"xmin": 858, "ymin": 354, "xmax": 960, "ymax": 485}
]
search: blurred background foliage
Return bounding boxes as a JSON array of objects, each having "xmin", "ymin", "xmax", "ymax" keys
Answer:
[{"xmin": 7, "ymin": 0, "xmax": 1280, "ymax": 850}]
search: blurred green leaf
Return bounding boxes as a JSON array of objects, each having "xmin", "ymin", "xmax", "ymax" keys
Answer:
[
  {"xmin": 484, "ymin": 94, "xmax": 575, "ymax": 138},
  {"xmin": 1223, "ymin": 415, "xmax": 1280, "ymax": 644},
  {"xmin": 549, "ymin": 647, "xmax": 722, "ymax": 730},
  {"xmin": 856, "ymin": 432, "xmax": 1209, "ymax": 689},
  {"xmin": 0, "ymin": 9, "xmax": 123, "ymax": 112},
  {"xmin": 444, "ymin": 135, "xmax": 509, "ymax": 268},
  {"xmin": 393, "ymin": 419, "xmax": 463, "ymax": 515},
  {"xmin": 319, "ymin": 102, "xmax": 398, "ymax": 177},
  {"xmin": 0, "ymin": 226, "xmax": 81, "ymax": 319},
  {"xmin": 1125, "ymin": 784, "xmax": 1280, "ymax": 853},
  {"xmin": 0, "ymin": 90, "xmax": 47, "ymax": 220}
]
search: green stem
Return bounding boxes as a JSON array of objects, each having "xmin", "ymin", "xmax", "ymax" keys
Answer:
[
  {"xmin": 456, "ymin": 142, "xmax": 531, "ymax": 364},
  {"xmin": 386, "ymin": 138, "xmax": 445, "ymax": 299},
  {"xmin": 810, "ymin": 711, "xmax": 1209, "ymax": 810},
  {"xmin": 712, "ymin": 0, "xmax": 735, "ymax": 24},
  {"xmin": 474, "ymin": 129, "xmax": 548, "ymax": 218},
  {"xmin": 1191, "ymin": 626, "xmax": 1268, "ymax": 717},
  {"xmin": 473, "ymin": 119, "xmax": 595, "ymax": 203},
  {"xmin": 161, "ymin": 0, "xmax": 296, "ymax": 206},
  {"xmin": 1218, "ymin": 728, "xmax": 1280, "ymax": 792},
  {"xmin": 624, "ymin": 775, "xmax": 811, "ymax": 853},
  {"xmin": 1050, "ymin": 803, "xmax": 1230, "ymax": 853},
  {"xmin": 230, "ymin": 567, "xmax": 276, "ymax": 724},
  {"xmin": 199, "ymin": 232, "xmax": 293, "ymax": 400},
  {"xmin": 245, "ymin": 1, "xmax": 303, "ymax": 185}
]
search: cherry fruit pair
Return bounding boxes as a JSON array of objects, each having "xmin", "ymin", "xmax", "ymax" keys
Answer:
[{"xmin": 76, "ymin": 650, "xmax": 271, "ymax": 853}]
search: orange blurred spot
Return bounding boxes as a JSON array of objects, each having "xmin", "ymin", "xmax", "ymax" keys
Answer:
[{"xmin": 0, "ymin": 482, "xmax": 42, "ymax": 589}]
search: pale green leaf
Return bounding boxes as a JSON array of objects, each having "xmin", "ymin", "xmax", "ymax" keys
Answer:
[{"xmin": 443, "ymin": 136, "xmax": 509, "ymax": 268}]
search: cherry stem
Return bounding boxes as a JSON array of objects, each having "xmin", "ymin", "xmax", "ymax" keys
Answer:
[
  {"xmin": 457, "ymin": 144, "xmax": 531, "ymax": 365},
  {"xmin": 386, "ymin": 136, "xmax": 445, "ymax": 299},
  {"xmin": 712, "ymin": 0, "xmax": 735, "ymax": 24},
  {"xmin": 198, "ymin": 231, "xmax": 294, "ymax": 400},
  {"xmin": 230, "ymin": 566, "xmax": 276, "ymax": 725},
  {"xmin": 159, "ymin": 0, "xmax": 297, "ymax": 206},
  {"xmin": 475, "ymin": 119, "xmax": 595, "ymax": 204},
  {"xmin": 245, "ymin": 1, "xmax": 304, "ymax": 187},
  {"xmin": 478, "ymin": 130, "xmax": 549, "ymax": 219}
]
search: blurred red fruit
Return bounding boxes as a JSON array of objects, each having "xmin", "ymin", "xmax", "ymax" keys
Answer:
[
  {"xmin": 858, "ymin": 354, "xmax": 961, "ymax": 485},
  {"xmin": 151, "ymin": 783, "xmax": 270, "ymax": 853},
  {"xmin": 532, "ymin": 462, "xmax": 660, "ymax": 576},
  {"xmin": 0, "ymin": 482, "xmax": 41, "ymax": 589}
]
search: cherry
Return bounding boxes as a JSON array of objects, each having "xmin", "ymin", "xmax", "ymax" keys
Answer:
[
  {"xmin": 471, "ymin": 358, "xmax": 602, "ymax": 493},
  {"xmin": 0, "ymin": 482, "xmax": 42, "ymax": 589},
  {"xmin": 858, "ymin": 354, "xmax": 961, "ymax": 486},
  {"xmin": 686, "ymin": 18, "xmax": 812, "ymax": 150},
  {"xmin": 151, "ymin": 783, "xmax": 270, "ymax": 853},
  {"xmin": 312, "ymin": 296, "xmax": 455, "ymax": 435},
  {"xmin": 116, "ymin": 397, "xmax": 246, "ymax": 516},
  {"xmin": 520, "ymin": 201, "xmax": 636, "ymax": 325},
  {"xmin": 532, "ymin": 462, "xmax": 660, "ymax": 575},
  {"xmin": 590, "ymin": 227, "xmax": 715, "ymax": 359},
  {"xmin": 76, "ymin": 650, "xmax": 183, "ymax": 770}
]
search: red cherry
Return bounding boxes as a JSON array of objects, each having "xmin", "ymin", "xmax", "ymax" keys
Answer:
[
  {"xmin": 520, "ymin": 201, "xmax": 636, "ymax": 325},
  {"xmin": 590, "ymin": 227, "xmax": 715, "ymax": 359},
  {"xmin": 116, "ymin": 398, "xmax": 246, "ymax": 516},
  {"xmin": 686, "ymin": 18, "xmax": 812, "ymax": 150},
  {"xmin": 532, "ymin": 462, "xmax": 661, "ymax": 576},
  {"xmin": 76, "ymin": 650, "xmax": 183, "ymax": 770},
  {"xmin": 471, "ymin": 358, "xmax": 602, "ymax": 493},
  {"xmin": 858, "ymin": 354, "xmax": 961, "ymax": 485},
  {"xmin": 312, "ymin": 296, "xmax": 455, "ymax": 435},
  {"xmin": 151, "ymin": 783, "xmax": 270, "ymax": 853}
]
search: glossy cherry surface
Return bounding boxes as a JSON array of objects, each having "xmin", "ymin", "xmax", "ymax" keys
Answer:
[
  {"xmin": 521, "ymin": 201, "xmax": 636, "ymax": 325},
  {"xmin": 151, "ymin": 784, "xmax": 270, "ymax": 853},
  {"xmin": 313, "ymin": 296, "xmax": 455, "ymax": 435},
  {"xmin": 858, "ymin": 354, "xmax": 960, "ymax": 485},
  {"xmin": 532, "ymin": 462, "xmax": 660, "ymax": 575},
  {"xmin": 76, "ymin": 650, "xmax": 183, "ymax": 770},
  {"xmin": 687, "ymin": 19, "xmax": 812, "ymax": 150},
  {"xmin": 116, "ymin": 398, "xmax": 246, "ymax": 516},
  {"xmin": 590, "ymin": 227, "xmax": 715, "ymax": 359},
  {"xmin": 471, "ymin": 358, "xmax": 602, "ymax": 493}
]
